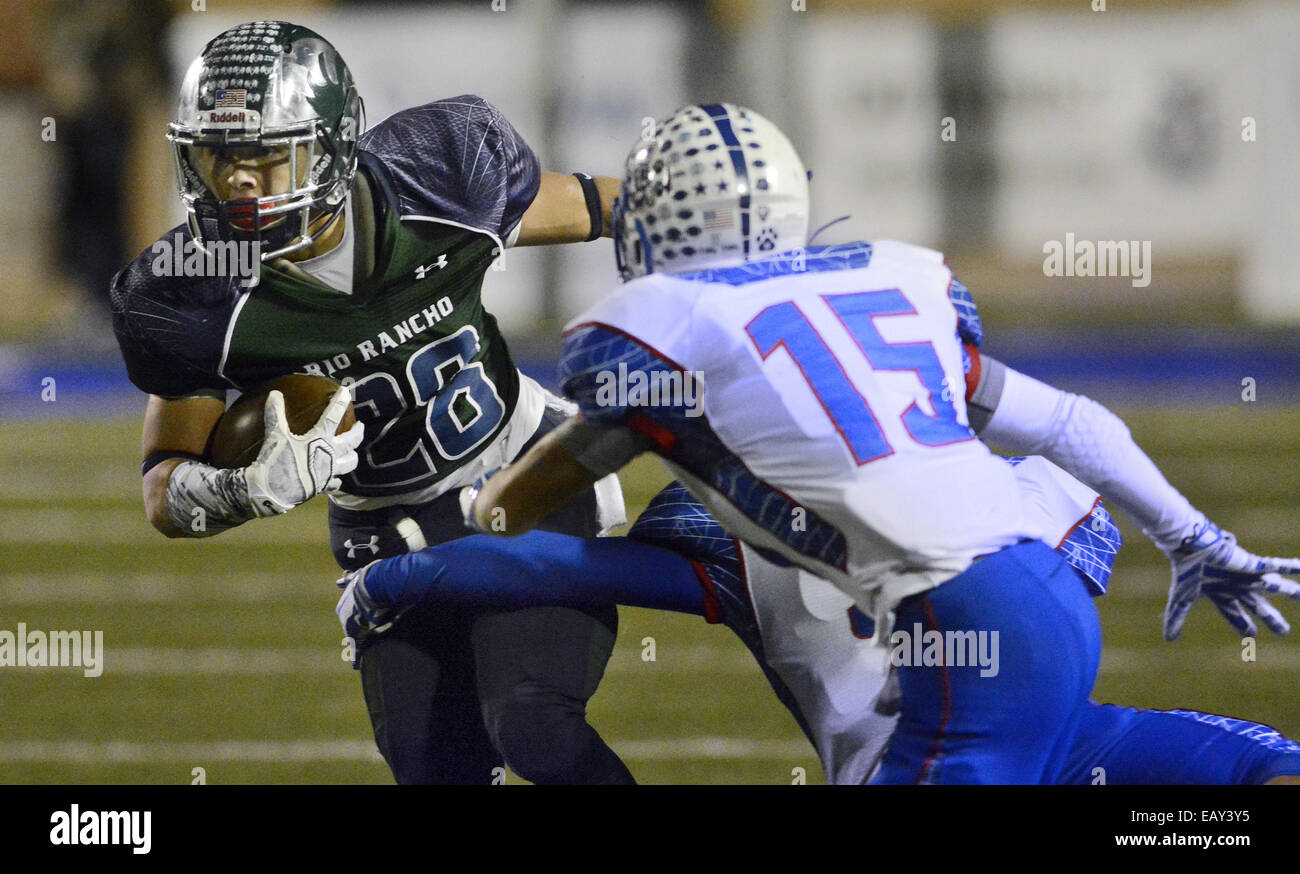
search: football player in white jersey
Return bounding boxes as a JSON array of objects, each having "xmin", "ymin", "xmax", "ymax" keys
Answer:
[
  {"xmin": 461, "ymin": 104, "xmax": 1104, "ymax": 783},
  {"xmin": 457, "ymin": 102, "xmax": 1300, "ymax": 782},
  {"xmin": 344, "ymin": 101, "xmax": 1299, "ymax": 783}
]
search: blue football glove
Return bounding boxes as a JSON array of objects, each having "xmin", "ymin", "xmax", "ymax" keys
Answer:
[
  {"xmin": 1162, "ymin": 520, "xmax": 1300, "ymax": 641},
  {"xmin": 335, "ymin": 560, "xmax": 408, "ymax": 668}
]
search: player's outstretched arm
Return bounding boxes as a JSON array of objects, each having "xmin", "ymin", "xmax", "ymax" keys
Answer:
[
  {"xmin": 141, "ymin": 388, "xmax": 363, "ymax": 538},
  {"xmin": 968, "ymin": 355, "xmax": 1300, "ymax": 640},
  {"xmin": 514, "ymin": 172, "xmax": 620, "ymax": 246},
  {"xmin": 463, "ymin": 423, "xmax": 602, "ymax": 536},
  {"xmin": 464, "ymin": 417, "xmax": 652, "ymax": 536}
]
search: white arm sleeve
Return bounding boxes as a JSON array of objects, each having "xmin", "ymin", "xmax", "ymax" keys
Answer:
[{"xmin": 977, "ymin": 358, "xmax": 1202, "ymax": 548}]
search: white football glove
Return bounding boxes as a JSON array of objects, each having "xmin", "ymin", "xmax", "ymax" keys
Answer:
[
  {"xmin": 244, "ymin": 387, "xmax": 364, "ymax": 517},
  {"xmin": 1161, "ymin": 518, "xmax": 1300, "ymax": 641}
]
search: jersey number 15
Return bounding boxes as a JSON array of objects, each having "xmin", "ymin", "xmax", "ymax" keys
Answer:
[{"xmin": 746, "ymin": 288, "xmax": 972, "ymax": 465}]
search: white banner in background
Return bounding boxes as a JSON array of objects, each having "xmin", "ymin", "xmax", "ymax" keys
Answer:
[
  {"xmin": 552, "ymin": 5, "xmax": 688, "ymax": 318},
  {"xmin": 1239, "ymin": 0, "xmax": 1300, "ymax": 323},
  {"xmin": 793, "ymin": 14, "xmax": 943, "ymax": 248},
  {"xmin": 988, "ymin": 8, "xmax": 1250, "ymax": 260}
]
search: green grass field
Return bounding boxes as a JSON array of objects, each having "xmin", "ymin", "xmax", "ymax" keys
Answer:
[{"xmin": 2, "ymin": 405, "xmax": 1299, "ymax": 784}]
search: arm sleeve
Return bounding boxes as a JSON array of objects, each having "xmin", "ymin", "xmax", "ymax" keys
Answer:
[
  {"xmin": 359, "ymin": 95, "xmax": 541, "ymax": 239},
  {"xmin": 964, "ymin": 344, "xmax": 1001, "ymax": 433},
  {"xmin": 947, "ymin": 276, "xmax": 983, "ymax": 348},
  {"xmin": 162, "ymin": 459, "xmax": 254, "ymax": 537},
  {"xmin": 973, "ymin": 356, "xmax": 1202, "ymax": 548},
  {"xmin": 557, "ymin": 322, "xmax": 695, "ymax": 452}
]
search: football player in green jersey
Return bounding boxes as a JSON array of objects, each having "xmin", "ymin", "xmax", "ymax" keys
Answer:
[{"xmin": 111, "ymin": 21, "xmax": 631, "ymax": 784}]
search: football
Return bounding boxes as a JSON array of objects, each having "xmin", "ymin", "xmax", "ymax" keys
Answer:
[{"xmin": 208, "ymin": 374, "xmax": 357, "ymax": 469}]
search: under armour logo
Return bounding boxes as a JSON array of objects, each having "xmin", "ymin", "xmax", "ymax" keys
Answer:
[
  {"xmin": 415, "ymin": 254, "xmax": 448, "ymax": 279},
  {"xmin": 344, "ymin": 535, "xmax": 380, "ymax": 558}
]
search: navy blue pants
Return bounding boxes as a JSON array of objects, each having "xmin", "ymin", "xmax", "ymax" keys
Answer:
[{"xmin": 329, "ymin": 408, "xmax": 633, "ymax": 785}]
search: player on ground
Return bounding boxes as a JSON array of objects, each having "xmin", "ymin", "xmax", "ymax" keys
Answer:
[
  {"xmin": 460, "ymin": 103, "xmax": 1105, "ymax": 783},
  {"xmin": 111, "ymin": 20, "xmax": 632, "ymax": 784},
  {"xmin": 340, "ymin": 464, "xmax": 1300, "ymax": 784}
]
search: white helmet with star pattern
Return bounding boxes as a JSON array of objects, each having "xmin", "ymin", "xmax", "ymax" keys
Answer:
[{"xmin": 613, "ymin": 103, "xmax": 809, "ymax": 281}]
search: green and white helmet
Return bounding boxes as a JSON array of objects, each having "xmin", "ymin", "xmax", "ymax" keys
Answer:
[{"xmin": 167, "ymin": 21, "xmax": 364, "ymax": 260}]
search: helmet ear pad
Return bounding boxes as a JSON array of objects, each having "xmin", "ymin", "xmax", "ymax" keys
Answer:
[{"xmin": 612, "ymin": 192, "xmax": 653, "ymax": 281}]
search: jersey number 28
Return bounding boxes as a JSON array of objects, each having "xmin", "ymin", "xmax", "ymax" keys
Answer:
[{"xmin": 346, "ymin": 326, "xmax": 506, "ymax": 490}]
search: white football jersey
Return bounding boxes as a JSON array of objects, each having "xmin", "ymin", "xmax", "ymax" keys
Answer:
[
  {"xmin": 743, "ymin": 455, "xmax": 1107, "ymax": 784},
  {"xmin": 565, "ymin": 240, "xmax": 1042, "ymax": 632}
]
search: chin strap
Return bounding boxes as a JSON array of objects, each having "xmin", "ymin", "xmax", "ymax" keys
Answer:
[{"xmin": 807, "ymin": 214, "xmax": 851, "ymax": 246}]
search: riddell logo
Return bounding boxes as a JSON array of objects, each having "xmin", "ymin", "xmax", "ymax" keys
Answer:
[{"xmin": 206, "ymin": 111, "xmax": 246, "ymax": 124}]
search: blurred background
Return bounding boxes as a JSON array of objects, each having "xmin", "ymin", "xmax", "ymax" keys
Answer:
[{"xmin": 1, "ymin": 0, "xmax": 1298, "ymax": 784}]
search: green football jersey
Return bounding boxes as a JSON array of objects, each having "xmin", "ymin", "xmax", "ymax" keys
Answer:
[
  {"xmin": 223, "ymin": 199, "xmax": 518, "ymax": 497},
  {"xmin": 112, "ymin": 98, "xmax": 543, "ymax": 500}
]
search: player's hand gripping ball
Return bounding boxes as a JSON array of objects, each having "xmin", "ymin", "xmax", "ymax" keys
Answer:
[{"xmin": 210, "ymin": 374, "xmax": 364, "ymax": 515}]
